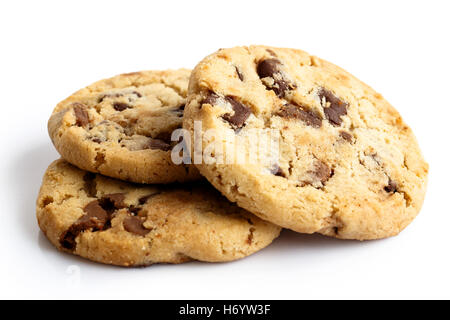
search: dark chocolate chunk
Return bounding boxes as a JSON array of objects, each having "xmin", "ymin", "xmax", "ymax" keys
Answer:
[
  {"xmin": 83, "ymin": 172, "xmax": 97, "ymax": 198},
  {"xmin": 276, "ymin": 103, "xmax": 322, "ymax": 128},
  {"xmin": 123, "ymin": 216, "xmax": 150, "ymax": 236},
  {"xmin": 270, "ymin": 164, "xmax": 286, "ymax": 177},
  {"xmin": 98, "ymin": 92, "xmax": 123, "ymax": 103},
  {"xmin": 73, "ymin": 103, "xmax": 89, "ymax": 127},
  {"xmin": 128, "ymin": 206, "xmax": 141, "ymax": 216},
  {"xmin": 82, "ymin": 201, "xmax": 109, "ymax": 225},
  {"xmin": 145, "ymin": 138, "xmax": 171, "ymax": 151},
  {"xmin": 314, "ymin": 160, "xmax": 332, "ymax": 185},
  {"xmin": 246, "ymin": 227, "xmax": 256, "ymax": 245},
  {"xmin": 113, "ymin": 102, "xmax": 130, "ymax": 111},
  {"xmin": 318, "ymin": 88, "xmax": 348, "ymax": 126},
  {"xmin": 384, "ymin": 179, "xmax": 398, "ymax": 193},
  {"xmin": 274, "ymin": 80, "xmax": 292, "ymax": 98},
  {"xmin": 222, "ymin": 96, "xmax": 252, "ymax": 129},
  {"xmin": 339, "ymin": 131, "xmax": 353, "ymax": 142},
  {"xmin": 100, "ymin": 193, "xmax": 126, "ymax": 211},
  {"xmin": 59, "ymin": 200, "xmax": 109, "ymax": 250},
  {"xmin": 98, "ymin": 91, "xmax": 141, "ymax": 103},
  {"xmin": 132, "ymin": 91, "xmax": 142, "ymax": 98},
  {"xmin": 257, "ymin": 59, "xmax": 281, "ymax": 79},
  {"xmin": 203, "ymin": 92, "xmax": 220, "ymax": 106},
  {"xmin": 59, "ymin": 193, "xmax": 129, "ymax": 250},
  {"xmin": 257, "ymin": 59, "xmax": 294, "ymax": 97}
]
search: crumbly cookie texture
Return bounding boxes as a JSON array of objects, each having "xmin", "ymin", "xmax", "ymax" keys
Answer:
[
  {"xmin": 184, "ymin": 45, "xmax": 428, "ymax": 240},
  {"xmin": 36, "ymin": 160, "xmax": 281, "ymax": 266},
  {"xmin": 48, "ymin": 69, "xmax": 201, "ymax": 184}
]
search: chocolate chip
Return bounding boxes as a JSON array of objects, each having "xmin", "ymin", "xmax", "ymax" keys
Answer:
[
  {"xmin": 235, "ymin": 66, "xmax": 244, "ymax": 81},
  {"xmin": 83, "ymin": 172, "xmax": 97, "ymax": 198},
  {"xmin": 145, "ymin": 138, "xmax": 171, "ymax": 151},
  {"xmin": 113, "ymin": 102, "xmax": 130, "ymax": 111},
  {"xmin": 203, "ymin": 92, "xmax": 220, "ymax": 106},
  {"xmin": 246, "ymin": 227, "xmax": 256, "ymax": 245},
  {"xmin": 384, "ymin": 179, "xmax": 398, "ymax": 193},
  {"xmin": 100, "ymin": 193, "xmax": 126, "ymax": 211},
  {"xmin": 91, "ymin": 137, "xmax": 102, "ymax": 144},
  {"xmin": 222, "ymin": 97, "xmax": 252, "ymax": 129},
  {"xmin": 98, "ymin": 93, "xmax": 123, "ymax": 103},
  {"xmin": 98, "ymin": 91, "xmax": 141, "ymax": 103},
  {"xmin": 314, "ymin": 160, "xmax": 332, "ymax": 185},
  {"xmin": 339, "ymin": 131, "xmax": 353, "ymax": 142},
  {"xmin": 83, "ymin": 201, "xmax": 109, "ymax": 225},
  {"xmin": 132, "ymin": 91, "xmax": 142, "ymax": 98},
  {"xmin": 318, "ymin": 88, "xmax": 348, "ymax": 126},
  {"xmin": 59, "ymin": 193, "xmax": 129, "ymax": 250},
  {"xmin": 128, "ymin": 206, "xmax": 141, "ymax": 216},
  {"xmin": 123, "ymin": 216, "xmax": 150, "ymax": 236},
  {"xmin": 276, "ymin": 103, "xmax": 322, "ymax": 128},
  {"xmin": 270, "ymin": 164, "xmax": 286, "ymax": 177},
  {"xmin": 257, "ymin": 59, "xmax": 281, "ymax": 80},
  {"xmin": 73, "ymin": 103, "xmax": 89, "ymax": 127},
  {"xmin": 257, "ymin": 59, "xmax": 294, "ymax": 98},
  {"xmin": 59, "ymin": 200, "xmax": 109, "ymax": 250}
]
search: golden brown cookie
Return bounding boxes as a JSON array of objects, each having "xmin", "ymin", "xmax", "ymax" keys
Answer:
[
  {"xmin": 48, "ymin": 69, "xmax": 201, "ymax": 183},
  {"xmin": 184, "ymin": 45, "xmax": 428, "ymax": 240},
  {"xmin": 36, "ymin": 160, "xmax": 281, "ymax": 266}
]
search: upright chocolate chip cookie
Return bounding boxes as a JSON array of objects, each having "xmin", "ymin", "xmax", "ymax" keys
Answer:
[
  {"xmin": 184, "ymin": 46, "xmax": 428, "ymax": 240},
  {"xmin": 36, "ymin": 160, "xmax": 281, "ymax": 266},
  {"xmin": 48, "ymin": 69, "xmax": 201, "ymax": 183}
]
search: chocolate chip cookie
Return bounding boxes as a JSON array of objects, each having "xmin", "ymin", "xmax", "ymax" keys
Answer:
[
  {"xmin": 37, "ymin": 160, "xmax": 281, "ymax": 266},
  {"xmin": 48, "ymin": 69, "xmax": 201, "ymax": 183},
  {"xmin": 184, "ymin": 46, "xmax": 428, "ymax": 240}
]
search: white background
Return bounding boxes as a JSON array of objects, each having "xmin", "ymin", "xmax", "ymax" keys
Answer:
[{"xmin": 1, "ymin": 0, "xmax": 449, "ymax": 300}]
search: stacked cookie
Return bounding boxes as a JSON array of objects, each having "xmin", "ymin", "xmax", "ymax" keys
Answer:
[
  {"xmin": 37, "ymin": 46, "xmax": 428, "ymax": 267},
  {"xmin": 38, "ymin": 69, "xmax": 280, "ymax": 266}
]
